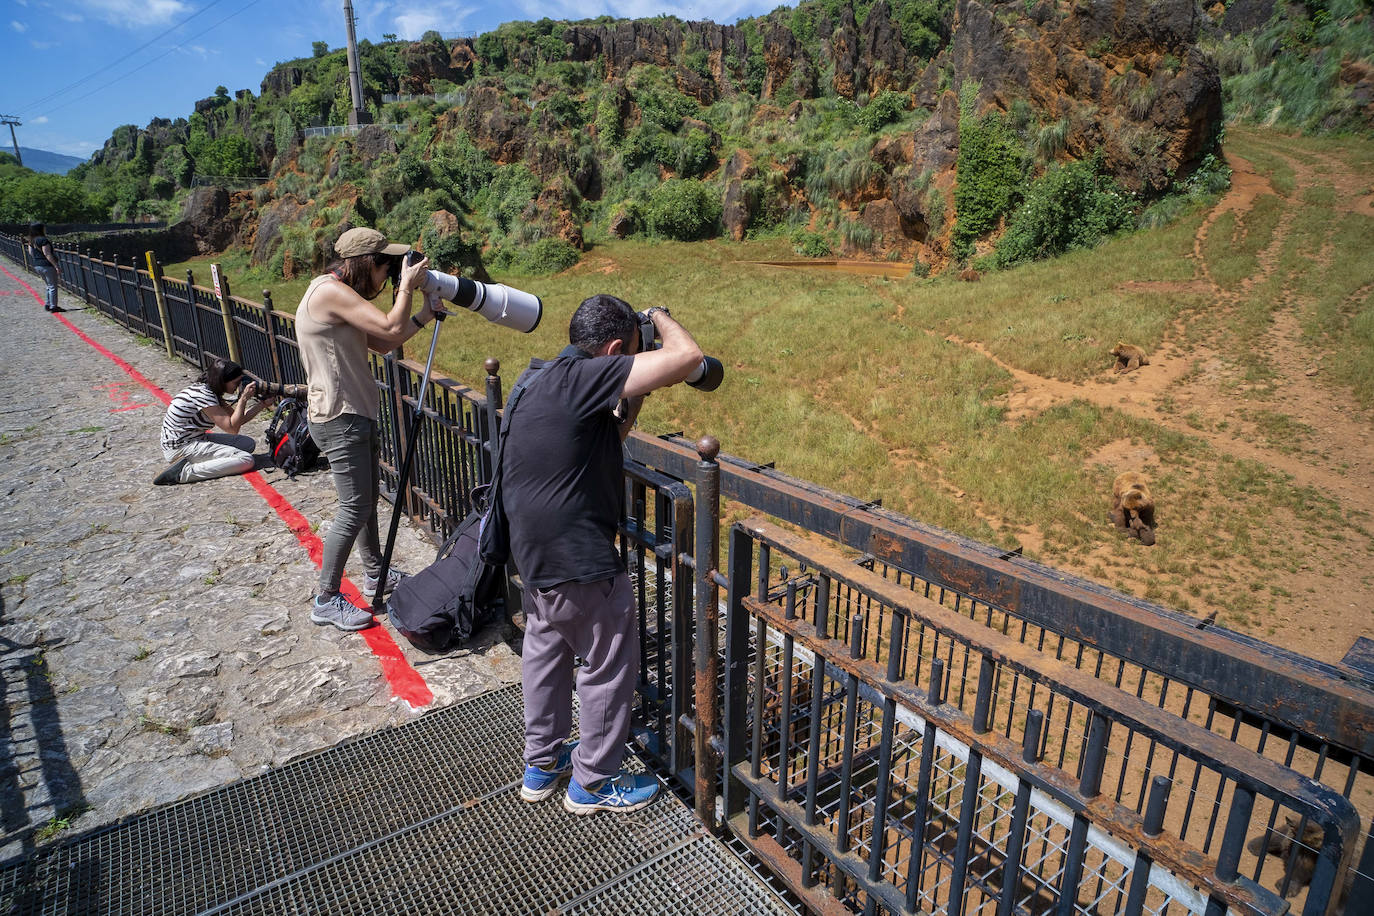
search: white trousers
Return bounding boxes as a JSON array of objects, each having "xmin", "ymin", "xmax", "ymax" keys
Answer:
[{"xmin": 163, "ymin": 433, "xmax": 256, "ymax": 483}]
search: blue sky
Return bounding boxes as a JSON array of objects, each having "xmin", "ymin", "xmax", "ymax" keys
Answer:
[{"xmin": 2, "ymin": 0, "xmax": 785, "ymax": 161}]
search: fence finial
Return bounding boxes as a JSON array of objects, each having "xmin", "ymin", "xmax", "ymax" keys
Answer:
[{"xmin": 696, "ymin": 435, "xmax": 720, "ymax": 462}]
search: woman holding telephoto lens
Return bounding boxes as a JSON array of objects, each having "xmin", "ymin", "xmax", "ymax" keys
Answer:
[{"xmin": 295, "ymin": 226, "xmax": 442, "ymax": 632}]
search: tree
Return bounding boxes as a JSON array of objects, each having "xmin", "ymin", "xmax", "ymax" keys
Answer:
[
  {"xmin": 312, "ymin": 40, "xmax": 329, "ymax": 58},
  {"xmin": 382, "ymin": 32, "xmax": 397, "ymax": 41},
  {"xmin": 0, "ymin": 172, "xmax": 104, "ymax": 223}
]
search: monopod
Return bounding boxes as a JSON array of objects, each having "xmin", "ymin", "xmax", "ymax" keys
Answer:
[{"xmin": 373, "ymin": 301, "xmax": 446, "ymax": 615}]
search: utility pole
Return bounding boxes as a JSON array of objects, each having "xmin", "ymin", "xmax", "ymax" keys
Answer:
[
  {"xmin": 0, "ymin": 116, "xmax": 21, "ymax": 167},
  {"xmin": 342, "ymin": 1, "xmax": 371, "ymax": 126}
]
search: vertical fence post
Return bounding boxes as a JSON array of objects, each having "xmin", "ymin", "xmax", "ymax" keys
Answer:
[
  {"xmin": 1205, "ymin": 785, "xmax": 1255, "ymax": 916},
  {"xmin": 212, "ymin": 263, "xmax": 242, "ymax": 365},
  {"xmin": 261, "ymin": 290, "xmax": 285, "ymax": 383},
  {"xmin": 904, "ymin": 656, "xmax": 945, "ymax": 913},
  {"xmin": 1123, "ymin": 775, "xmax": 1171, "ymax": 916},
  {"xmin": 79, "ymin": 250, "xmax": 95, "ymax": 308},
  {"xmin": 1055, "ymin": 712, "xmax": 1111, "ymax": 916},
  {"xmin": 184, "ymin": 270, "xmax": 207, "ymax": 367},
  {"xmin": 947, "ymin": 654, "xmax": 997, "ymax": 916},
  {"xmin": 862, "ymin": 611, "xmax": 905, "ymax": 916},
  {"xmin": 693, "ymin": 435, "xmax": 722, "ymax": 832},
  {"xmin": 481, "ymin": 358, "xmax": 503, "ymax": 487},
  {"xmin": 722, "ymin": 524, "xmax": 754, "ymax": 821},
  {"xmin": 109, "ymin": 254, "xmax": 130, "ymax": 325},
  {"xmin": 145, "ymin": 252, "xmax": 173, "ymax": 356},
  {"xmin": 995, "ymin": 709, "xmax": 1046, "ymax": 916}
]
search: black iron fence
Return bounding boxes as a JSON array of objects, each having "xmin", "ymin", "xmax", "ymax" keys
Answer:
[{"xmin": 2, "ymin": 235, "xmax": 1371, "ymax": 916}]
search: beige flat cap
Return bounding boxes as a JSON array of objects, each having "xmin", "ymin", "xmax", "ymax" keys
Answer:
[{"xmin": 334, "ymin": 227, "xmax": 409, "ymax": 258}]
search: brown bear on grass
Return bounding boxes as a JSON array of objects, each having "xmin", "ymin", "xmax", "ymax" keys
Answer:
[
  {"xmin": 1110, "ymin": 472, "xmax": 1156, "ymax": 546},
  {"xmin": 1111, "ymin": 341, "xmax": 1150, "ymax": 373}
]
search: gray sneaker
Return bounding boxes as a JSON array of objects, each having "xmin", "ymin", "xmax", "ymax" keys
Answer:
[
  {"xmin": 361, "ymin": 567, "xmax": 406, "ymax": 600},
  {"xmin": 310, "ymin": 593, "xmax": 376, "ymax": 631}
]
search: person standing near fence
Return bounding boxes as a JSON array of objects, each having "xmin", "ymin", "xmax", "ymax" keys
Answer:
[
  {"xmin": 295, "ymin": 226, "xmax": 441, "ymax": 632},
  {"xmin": 27, "ymin": 223, "xmax": 61, "ymax": 312},
  {"xmin": 155, "ymin": 358, "xmax": 272, "ymax": 485},
  {"xmin": 504, "ymin": 294, "xmax": 704, "ymax": 813}
]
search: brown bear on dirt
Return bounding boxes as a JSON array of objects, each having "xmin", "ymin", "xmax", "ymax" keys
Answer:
[
  {"xmin": 1246, "ymin": 815, "xmax": 1354, "ymax": 910},
  {"xmin": 1110, "ymin": 472, "xmax": 1156, "ymax": 546},
  {"xmin": 1111, "ymin": 341, "xmax": 1150, "ymax": 373}
]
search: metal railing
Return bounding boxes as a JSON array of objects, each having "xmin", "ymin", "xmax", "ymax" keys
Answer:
[{"xmin": 2, "ymin": 234, "xmax": 1370, "ymax": 916}]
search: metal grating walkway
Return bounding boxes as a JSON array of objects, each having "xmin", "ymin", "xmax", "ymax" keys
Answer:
[{"xmin": 0, "ymin": 685, "xmax": 791, "ymax": 915}]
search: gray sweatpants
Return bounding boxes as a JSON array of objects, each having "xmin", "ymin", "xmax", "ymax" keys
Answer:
[
  {"xmin": 522, "ymin": 574, "xmax": 639, "ymax": 788},
  {"xmin": 310, "ymin": 412, "xmax": 383, "ymax": 595}
]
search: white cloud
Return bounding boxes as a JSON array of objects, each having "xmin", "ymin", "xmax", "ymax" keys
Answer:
[
  {"xmin": 58, "ymin": 141, "xmax": 98, "ymax": 157},
  {"xmin": 76, "ymin": 0, "xmax": 191, "ymax": 28},
  {"xmin": 29, "ymin": 39, "xmax": 56, "ymax": 48},
  {"xmin": 513, "ymin": 0, "xmax": 772, "ymax": 25},
  {"xmin": 387, "ymin": 2, "xmax": 480, "ymax": 40},
  {"xmin": 58, "ymin": 10, "xmax": 85, "ymax": 22},
  {"xmin": 10, "ymin": 20, "xmax": 26, "ymax": 32},
  {"xmin": 32, "ymin": 116, "xmax": 49, "ymax": 124}
]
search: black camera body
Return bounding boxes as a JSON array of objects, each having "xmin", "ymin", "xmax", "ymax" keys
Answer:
[{"xmin": 637, "ymin": 310, "xmax": 724, "ymax": 392}]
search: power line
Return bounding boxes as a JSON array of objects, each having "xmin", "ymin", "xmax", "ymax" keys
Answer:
[
  {"xmin": 34, "ymin": 0, "xmax": 270, "ymax": 123},
  {"xmin": 15, "ymin": 0, "xmax": 237, "ymax": 116}
]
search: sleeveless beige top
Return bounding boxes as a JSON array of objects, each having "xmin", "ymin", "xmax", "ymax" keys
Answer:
[{"xmin": 295, "ymin": 275, "xmax": 379, "ymax": 424}]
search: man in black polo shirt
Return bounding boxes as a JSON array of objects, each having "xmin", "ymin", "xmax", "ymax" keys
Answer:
[{"xmin": 504, "ymin": 293, "xmax": 703, "ymax": 814}]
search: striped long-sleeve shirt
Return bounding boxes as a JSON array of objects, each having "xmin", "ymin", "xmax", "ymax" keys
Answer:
[{"xmin": 160, "ymin": 383, "xmax": 220, "ymax": 452}]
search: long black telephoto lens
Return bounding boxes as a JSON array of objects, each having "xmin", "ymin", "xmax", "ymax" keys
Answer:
[
  {"xmin": 686, "ymin": 356, "xmax": 724, "ymax": 391},
  {"xmin": 248, "ymin": 376, "xmax": 307, "ymax": 400}
]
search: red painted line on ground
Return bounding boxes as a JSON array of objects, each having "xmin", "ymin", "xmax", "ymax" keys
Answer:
[
  {"xmin": 243, "ymin": 474, "xmax": 433, "ymax": 708},
  {"xmin": 1, "ymin": 258, "xmax": 433, "ymax": 709}
]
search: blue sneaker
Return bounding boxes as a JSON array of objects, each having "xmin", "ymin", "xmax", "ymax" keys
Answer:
[
  {"xmin": 563, "ymin": 771, "xmax": 660, "ymax": 815},
  {"xmin": 520, "ymin": 741, "xmax": 578, "ymax": 802}
]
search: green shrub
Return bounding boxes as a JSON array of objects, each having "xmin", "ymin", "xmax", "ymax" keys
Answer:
[
  {"xmin": 1034, "ymin": 119, "xmax": 1070, "ymax": 162},
  {"xmin": 487, "ymin": 237, "xmax": 580, "ymax": 274},
  {"xmin": 520, "ymin": 237, "xmax": 580, "ymax": 273},
  {"xmin": 480, "ymin": 164, "xmax": 540, "ymax": 234},
  {"xmin": 673, "ymin": 128, "xmax": 714, "ymax": 178},
  {"xmin": 791, "ymin": 229, "xmax": 832, "ymax": 258},
  {"xmin": 993, "ymin": 157, "xmax": 1134, "ymax": 267},
  {"xmin": 856, "ymin": 90, "xmax": 909, "ymax": 132},
  {"xmin": 430, "ymin": 133, "xmax": 496, "ymax": 206},
  {"xmin": 645, "ymin": 179, "xmax": 721, "ymax": 240},
  {"xmin": 891, "ymin": 0, "xmax": 952, "ymax": 58},
  {"xmin": 420, "ymin": 223, "xmax": 482, "ymax": 275},
  {"xmin": 842, "ymin": 219, "xmax": 877, "ymax": 252},
  {"xmin": 951, "ymin": 112, "xmax": 1023, "ymax": 258},
  {"xmin": 380, "ymin": 188, "xmax": 462, "ymax": 247},
  {"xmin": 595, "ymin": 95, "xmax": 624, "ymax": 145}
]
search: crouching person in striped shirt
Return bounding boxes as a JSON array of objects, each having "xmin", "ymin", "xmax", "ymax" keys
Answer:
[{"xmin": 154, "ymin": 358, "xmax": 273, "ymax": 486}]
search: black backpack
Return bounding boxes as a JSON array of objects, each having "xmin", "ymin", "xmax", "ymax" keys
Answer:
[
  {"xmin": 385, "ymin": 503, "xmax": 507, "ymax": 651},
  {"xmin": 384, "ymin": 368, "xmax": 538, "ymax": 652},
  {"xmin": 265, "ymin": 396, "xmax": 320, "ymax": 478}
]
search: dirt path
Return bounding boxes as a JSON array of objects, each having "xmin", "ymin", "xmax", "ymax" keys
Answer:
[{"xmin": 941, "ymin": 142, "xmax": 1374, "ymax": 663}]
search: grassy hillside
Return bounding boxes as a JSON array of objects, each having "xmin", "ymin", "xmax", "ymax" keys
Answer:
[{"xmin": 167, "ymin": 125, "xmax": 1374, "ymax": 661}]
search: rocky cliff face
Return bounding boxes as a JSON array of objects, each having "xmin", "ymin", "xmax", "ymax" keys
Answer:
[{"xmin": 100, "ymin": 0, "xmax": 1230, "ymax": 270}]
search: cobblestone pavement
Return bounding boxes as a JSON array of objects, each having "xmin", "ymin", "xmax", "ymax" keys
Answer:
[{"xmin": 0, "ymin": 258, "xmax": 521, "ymax": 862}]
